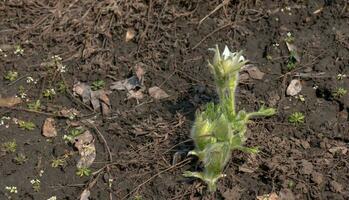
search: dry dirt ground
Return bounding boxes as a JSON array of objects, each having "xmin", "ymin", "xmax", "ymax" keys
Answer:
[{"xmin": 0, "ymin": 0, "xmax": 348, "ymax": 199}]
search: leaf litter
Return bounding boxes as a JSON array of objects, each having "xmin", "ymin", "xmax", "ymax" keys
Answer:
[
  {"xmin": 74, "ymin": 130, "xmax": 96, "ymax": 168},
  {"xmin": 42, "ymin": 118, "xmax": 57, "ymax": 138},
  {"xmin": 73, "ymin": 82, "xmax": 111, "ymax": 116}
]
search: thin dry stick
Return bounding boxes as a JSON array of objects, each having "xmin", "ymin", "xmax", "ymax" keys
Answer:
[
  {"xmin": 83, "ymin": 120, "xmax": 113, "ymax": 162},
  {"xmin": 198, "ymin": 0, "xmax": 230, "ymax": 26},
  {"xmin": 192, "ymin": 21, "xmax": 241, "ymax": 50},
  {"xmin": 121, "ymin": 158, "xmax": 191, "ymax": 200}
]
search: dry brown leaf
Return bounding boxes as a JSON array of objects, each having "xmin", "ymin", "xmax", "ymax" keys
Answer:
[
  {"xmin": 125, "ymin": 28, "xmax": 136, "ymax": 42},
  {"xmin": 245, "ymin": 66, "xmax": 265, "ymax": 80},
  {"xmin": 74, "ymin": 130, "xmax": 96, "ymax": 168},
  {"xmin": 60, "ymin": 108, "xmax": 80, "ymax": 118},
  {"xmin": 257, "ymin": 192, "xmax": 279, "ymax": 200},
  {"xmin": 127, "ymin": 90, "xmax": 144, "ymax": 100},
  {"xmin": 73, "ymin": 82, "xmax": 92, "ymax": 104},
  {"xmin": 42, "ymin": 118, "xmax": 57, "ymax": 138},
  {"xmin": 286, "ymin": 80, "xmax": 302, "ymax": 96},
  {"xmin": 148, "ymin": 86, "xmax": 169, "ymax": 100},
  {"xmin": 110, "ymin": 76, "xmax": 141, "ymax": 91},
  {"xmin": 0, "ymin": 96, "xmax": 22, "ymax": 107},
  {"xmin": 135, "ymin": 63, "xmax": 145, "ymax": 84},
  {"xmin": 80, "ymin": 189, "xmax": 91, "ymax": 200}
]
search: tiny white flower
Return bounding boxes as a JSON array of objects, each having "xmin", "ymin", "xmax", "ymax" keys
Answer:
[
  {"xmin": 47, "ymin": 196, "xmax": 57, "ymax": 200},
  {"xmin": 287, "ymin": 32, "xmax": 292, "ymax": 37},
  {"xmin": 26, "ymin": 77, "xmax": 34, "ymax": 83},
  {"xmin": 39, "ymin": 170, "xmax": 44, "ymax": 177}
]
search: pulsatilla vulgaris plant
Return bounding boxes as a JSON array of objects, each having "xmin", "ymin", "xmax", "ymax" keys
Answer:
[{"xmin": 184, "ymin": 45, "xmax": 275, "ymax": 191}]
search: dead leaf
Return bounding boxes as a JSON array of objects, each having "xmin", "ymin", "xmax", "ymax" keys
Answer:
[
  {"xmin": 125, "ymin": 28, "xmax": 136, "ymax": 42},
  {"xmin": 257, "ymin": 192, "xmax": 279, "ymax": 200},
  {"xmin": 238, "ymin": 165, "xmax": 255, "ymax": 173},
  {"xmin": 74, "ymin": 82, "xmax": 111, "ymax": 115},
  {"xmin": 60, "ymin": 108, "xmax": 80, "ymax": 118},
  {"xmin": 135, "ymin": 63, "xmax": 145, "ymax": 84},
  {"xmin": 80, "ymin": 189, "xmax": 90, "ymax": 200},
  {"xmin": 74, "ymin": 130, "xmax": 96, "ymax": 168},
  {"xmin": 328, "ymin": 146, "xmax": 348, "ymax": 155},
  {"xmin": 279, "ymin": 189, "xmax": 296, "ymax": 200},
  {"xmin": 73, "ymin": 82, "xmax": 92, "ymax": 104},
  {"xmin": 300, "ymin": 159, "xmax": 313, "ymax": 175},
  {"xmin": 90, "ymin": 90, "xmax": 111, "ymax": 115},
  {"xmin": 110, "ymin": 76, "xmax": 141, "ymax": 91},
  {"xmin": 127, "ymin": 90, "xmax": 144, "ymax": 100},
  {"xmin": 245, "ymin": 66, "xmax": 265, "ymax": 80},
  {"xmin": 42, "ymin": 118, "xmax": 57, "ymax": 138},
  {"xmin": 286, "ymin": 80, "xmax": 302, "ymax": 96},
  {"xmin": 149, "ymin": 86, "xmax": 169, "ymax": 100},
  {"xmin": 0, "ymin": 96, "xmax": 22, "ymax": 107}
]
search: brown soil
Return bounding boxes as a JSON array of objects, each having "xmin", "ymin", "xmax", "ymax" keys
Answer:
[{"xmin": 0, "ymin": 0, "xmax": 348, "ymax": 199}]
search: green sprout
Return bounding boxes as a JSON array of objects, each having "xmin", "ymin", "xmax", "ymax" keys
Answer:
[
  {"xmin": 5, "ymin": 186, "xmax": 18, "ymax": 194},
  {"xmin": 30, "ymin": 179, "xmax": 40, "ymax": 192},
  {"xmin": 4, "ymin": 71, "xmax": 18, "ymax": 81},
  {"xmin": 288, "ymin": 112, "xmax": 305, "ymax": 124},
  {"xmin": 76, "ymin": 167, "xmax": 91, "ymax": 177},
  {"xmin": 14, "ymin": 45, "xmax": 24, "ymax": 55},
  {"xmin": 286, "ymin": 51, "xmax": 297, "ymax": 70},
  {"xmin": 91, "ymin": 80, "xmax": 105, "ymax": 91},
  {"xmin": 27, "ymin": 100, "xmax": 41, "ymax": 111},
  {"xmin": 43, "ymin": 88, "xmax": 56, "ymax": 99},
  {"xmin": 336, "ymin": 74, "xmax": 346, "ymax": 80},
  {"xmin": 57, "ymin": 81, "xmax": 67, "ymax": 93},
  {"xmin": 13, "ymin": 153, "xmax": 28, "ymax": 165},
  {"xmin": 333, "ymin": 87, "xmax": 347, "ymax": 98},
  {"xmin": 17, "ymin": 85, "xmax": 27, "ymax": 99},
  {"xmin": 184, "ymin": 45, "xmax": 275, "ymax": 191},
  {"xmin": 51, "ymin": 157, "xmax": 66, "ymax": 168},
  {"xmin": 1, "ymin": 140, "xmax": 17, "ymax": 153},
  {"xmin": 18, "ymin": 120, "xmax": 36, "ymax": 131},
  {"xmin": 134, "ymin": 195, "xmax": 143, "ymax": 200},
  {"xmin": 63, "ymin": 128, "xmax": 84, "ymax": 143},
  {"xmin": 285, "ymin": 32, "xmax": 295, "ymax": 43}
]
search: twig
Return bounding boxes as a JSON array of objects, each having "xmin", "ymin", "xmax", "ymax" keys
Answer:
[
  {"xmin": 121, "ymin": 158, "xmax": 191, "ymax": 200},
  {"xmin": 83, "ymin": 120, "xmax": 113, "ymax": 162},
  {"xmin": 198, "ymin": 0, "xmax": 230, "ymax": 26},
  {"xmin": 192, "ymin": 21, "xmax": 241, "ymax": 50}
]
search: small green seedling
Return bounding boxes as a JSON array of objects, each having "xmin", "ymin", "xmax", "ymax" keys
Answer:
[
  {"xmin": 285, "ymin": 32, "xmax": 295, "ymax": 43},
  {"xmin": 4, "ymin": 71, "xmax": 18, "ymax": 81},
  {"xmin": 57, "ymin": 81, "xmax": 67, "ymax": 93},
  {"xmin": 13, "ymin": 153, "xmax": 28, "ymax": 165},
  {"xmin": 43, "ymin": 88, "xmax": 56, "ymax": 99},
  {"xmin": 51, "ymin": 157, "xmax": 66, "ymax": 168},
  {"xmin": 333, "ymin": 87, "xmax": 347, "ymax": 98},
  {"xmin": 17, "ymin": 85, "xmax": 27, "ymax": 99},
  {"xmin": 76, "ymin": 167, "xmax": 91, "ymax": 177},
  {"xmin": 18, "ymin": 120, "xmax": 36, "ymax": 131},
  {"xmin": 91, "ymin": 80, "xmax": 105, "ymax": 91},
  {"xmin": 14, "ymin": 45, "xmax": 24, "ymax": 55},
  {"xmin": 27, "ymin": 100, "xmax": 41, "ymax": 111},
  {"xmin": 286, "ymin": 51, "xmax": 297, "ymax": 70},
  {"xmin": 5, "ymin": 186, "xmax": 18, "ymax": 194},
  {"xmin": 63, "ymin": 128, "xmax": 84, "ymax": 143},
  {"xmin": 30, "ymin": 179, "xmax": 40, "ymax": 192},
  {"xmin": 336, "ymin": 74, "xmax": 347, "ymax": 80},
  {"xmin": 288, "ymin": 112, "xmax": 305, "ymax": 124},
  {"xmin": 184, "ymin": 45, "xmax": 275, "ymax": 191},
  {"xmin": 1, "ymin": 140, "xmax": 17, "ymax": 153}
]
